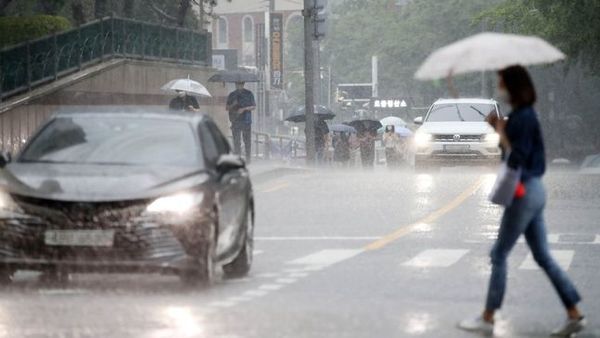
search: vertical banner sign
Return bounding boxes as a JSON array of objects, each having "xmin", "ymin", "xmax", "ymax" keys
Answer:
[{"xmin": 270, "ymin": 13, "xmax": 284, "ymax": 90}]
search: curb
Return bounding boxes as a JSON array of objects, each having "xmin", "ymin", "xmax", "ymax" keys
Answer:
[{"xmin": 250, "ymin": 167, "xmax": 311, "ymax": 184}]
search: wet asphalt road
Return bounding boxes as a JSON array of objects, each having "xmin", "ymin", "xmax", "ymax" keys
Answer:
[{"xmin": 1, "ymin": 166, "xmax": 599, "ymax": 338}]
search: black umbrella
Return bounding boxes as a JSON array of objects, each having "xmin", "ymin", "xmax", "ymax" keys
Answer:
[
  {"xmin": 208, "ymin": 70, "xmax": 259, "ymax": 83},
  {"xmin": 285, "ymin": 105, "xmax": 335, "ymax": 123},
  {"xmin": 329, "ymin": 124, "xmax": 357, "ymax": 133},
  {"xmin": 346, "ymin": 119, "xmax": 383, "ymax": 133}
]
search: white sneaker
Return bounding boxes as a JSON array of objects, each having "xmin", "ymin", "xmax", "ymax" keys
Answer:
[
  {"xmin": 551, "ymin": 317, "xmax": 586, "ymax": 337},
  {"xmin": 458, "ymin": 316, "xmax": 494, "ymax": 336}
]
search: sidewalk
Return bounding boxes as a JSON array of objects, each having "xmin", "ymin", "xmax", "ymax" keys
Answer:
[{"xmin": 246, "ymin": 158, "xmax": 308, "ymax": 183}]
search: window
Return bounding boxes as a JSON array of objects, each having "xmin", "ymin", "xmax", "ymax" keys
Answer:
[
  {"xmin": 206, "ymin": 121, "xmax": 231, "ymax": 155},
  {"xmin": 243, "ymin": 16, "xmax": 254, "ymax": 43},
  {"xmin": 20, "ymin": 117, "xmax": 202, "ymax": 167},
  {"xmin": 218, "ymin": 17, "xmax": 228, "ymax": 46},
  {"xmin": 426, "ymin": 103, "xmax": 497, "ymax": 122},
  {"xmin": 198, "ymin": 124, "xmax": 219, "ymax": 165}
]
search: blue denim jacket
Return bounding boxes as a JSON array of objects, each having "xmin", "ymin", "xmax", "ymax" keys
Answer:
[{"xmin": 504, "ymin": 105, "xmax": 546, "ymax": 181}]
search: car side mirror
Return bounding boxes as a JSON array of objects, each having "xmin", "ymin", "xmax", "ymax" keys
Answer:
[
  {"xmin": 216, "ymin": 154, "xmax": 245, "ymax": 172},
  {"xmin": 413, "ymin": 116, "xmax": 423, "ymax": 125},
  {"xmin": 0, "ymin": 151, "xmax": 12, "ymax": 168}
]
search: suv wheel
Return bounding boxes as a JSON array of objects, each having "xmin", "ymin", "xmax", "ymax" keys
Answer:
[{"xmin": 223, "ymin": 207, "xmax": 254, "ymax": 279}]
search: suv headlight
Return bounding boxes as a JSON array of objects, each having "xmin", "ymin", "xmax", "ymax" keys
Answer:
[
  {"xmin": 485, "ymin": 133, "xmax": 500, "ymax": 144},
  {"xmin": 414, "ymin": 132, "xmax": 432, "ymax": 147},
  {"xmin": 146, "ymin": 192, "xmax": 204, "ymax": 215}
]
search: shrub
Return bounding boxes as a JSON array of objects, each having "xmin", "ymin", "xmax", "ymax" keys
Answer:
[{"xmin": 0, "ymin": 15, "xmax": 71, "ymax": 48}]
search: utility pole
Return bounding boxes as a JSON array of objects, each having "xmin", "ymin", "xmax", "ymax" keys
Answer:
[
  {"xmin": 303, "ymin": 0, "xmax": 316, "ymax": 163},
  {"xmin": 372, "ymin": 55, "xmax": 378, "ymax": 98}
]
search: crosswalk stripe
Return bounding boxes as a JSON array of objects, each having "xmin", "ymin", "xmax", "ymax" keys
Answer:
[
  {"xmin": 287, "ymin": 249, "xmax": 363, "ymax": 266},
  {"xmin": 402, "ymin": 249, "xmax": 469, "ymax": 268},
  {"xmin": 519, "ymin": 250, "xmax": 574, "ymax": 271},
  {"xmin": 517, "ymin": 233, "xmax": 560, "ymax": 244}
]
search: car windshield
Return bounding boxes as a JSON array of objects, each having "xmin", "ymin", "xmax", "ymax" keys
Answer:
[
  {"xmin": 19, "ymin": 116, "xmax": 201, "ymax": 167},
  {"xmin": 426, "ymin": 103, "xmax": 497, "ymax": 122}
]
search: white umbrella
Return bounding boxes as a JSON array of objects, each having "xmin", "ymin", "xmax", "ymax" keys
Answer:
[
  {"xmin": 380, "ymin": 116, "xmax": 407, "ymax": 128},
  {"xmin": 415, "ymin": 32, "xmax": 566, "ymax": 80},
  {"xmin": 161, "ymin": 78, "xmax": 212, "ymax": 97}
]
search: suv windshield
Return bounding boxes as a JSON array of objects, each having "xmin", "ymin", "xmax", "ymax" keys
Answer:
[
  {"xmin": 20, "ymin": 116, "xmax": 201, "ymax": 167},
  {"xmin": 426, "ymin": 103, "xmax": 497, "ymax": 122}
]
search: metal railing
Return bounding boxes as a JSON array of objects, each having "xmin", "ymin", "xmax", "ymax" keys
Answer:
[
  {"xmin": 228, "ymin": 132, "xmax": 306, "ymax": 160},
  {"xmin": 0, "ymin": 16, "xmax": 211, "ymax": 102}
]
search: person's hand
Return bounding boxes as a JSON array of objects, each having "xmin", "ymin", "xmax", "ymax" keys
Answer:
[{"xmin": 486, "ymin": 112, "xmax": 505, "ymax": 132}]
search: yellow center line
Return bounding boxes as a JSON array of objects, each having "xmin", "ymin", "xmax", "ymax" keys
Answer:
[
  {"xmin": 364, "ymin": 177, "xmax": 485, "ymax": 251},
  {"xmin": 260, "ymin": 181, "xmax": 290, "ymax": 193}
]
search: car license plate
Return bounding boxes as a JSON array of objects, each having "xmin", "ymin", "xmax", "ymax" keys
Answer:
[
  {"xmin": 44, "ymin": 230, "xmax": 115, "ymax": 247},
  {"xmin": 444, "ymin": 144, "xmax": 470, "ymax": 153}
]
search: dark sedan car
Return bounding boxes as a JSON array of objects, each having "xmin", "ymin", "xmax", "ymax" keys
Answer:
[{"xmin": 0, "ymin": 111, "xmax": 254, "ymax": 285}]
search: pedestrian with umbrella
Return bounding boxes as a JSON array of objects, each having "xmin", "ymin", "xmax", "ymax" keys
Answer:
[
  {"xmin": 226, "ymin": 82, "xmax": 256, "ymax": 162},
  {"xmin": 382, "ymin": 125, "xmax": 403, "ymax": 167},
  {"xmin": 162, "ymin": 77, "xmax": 211, "ymax": 112},
  {"xmin": 378, "ymin": 124, "xmax": 412, "ymax": 167},
  {"xmin": 209, "ymin": 69, "xmax": 259, "ymax": 162},
  {"xmin": 347, "ymin": 119, "xmax": 382, "ymax": 169},
  {"xmin": 415, "ymin": 32, "xmax": 586, "ymax": 336},
  {"xmin": 286, "ymin": 106, "xmax": 335, "ymax": 165}
]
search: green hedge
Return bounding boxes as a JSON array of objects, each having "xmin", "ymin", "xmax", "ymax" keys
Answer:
[{"xmin": 0, "ymin": 15, "xmax": 72, "ymax": 48}]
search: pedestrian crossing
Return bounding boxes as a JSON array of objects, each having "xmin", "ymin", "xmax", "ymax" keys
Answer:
[
  {"xmin": 402, "ymin": 249, "xmax": 469, "ymax": 268},
  {"xmin": 518, "ymin": 249, "xmax": 574, "ymax": 270},
  {"xmin": 253, "ymin": 246, "xmax": 589, "ymax": 274},
  {"xmin": 465, "ymin": 232, "xmax": 600, "ymax": 245}
]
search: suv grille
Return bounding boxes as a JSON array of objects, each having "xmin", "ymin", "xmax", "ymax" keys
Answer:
[{"xmin": 433, "ymin": 134, "xmax": 483, "ymax": 142}]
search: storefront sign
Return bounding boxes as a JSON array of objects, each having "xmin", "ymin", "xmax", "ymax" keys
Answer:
[
  {"xmin": 270, "ymin": 13, "xmax": 284, "ymax": 90},
  {"xmin": 371, "ymin": 98, "xmax": 407, "ymax": 109}
]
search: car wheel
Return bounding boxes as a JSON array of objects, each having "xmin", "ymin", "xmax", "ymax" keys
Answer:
[
  {"xmin": 0, "ymin": 268, "xmax": 14, "ymax": 285},
  {"xmin": 180, "ymin": 219, "xmax": 217, "ymax": 286},
  {"xmin": 223, "ymin": 207, "xmax": 254, "ymax": 279}
]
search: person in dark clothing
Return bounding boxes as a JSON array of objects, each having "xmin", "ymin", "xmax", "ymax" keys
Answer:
[
  {"xmin": 169, "ymin": 90, "xmax": 200, "ymax": 111},
  {"xmin": 459, "ymin": 65, "xmax": 586, "ymax": 337},
  {"xmin": 313, "ymin": 119, "xmax": 330, "ymax": 163},
  {"xmin": 226, "ymin": 82, "xmax": 256, "ymax": 162},
  {"xmin": 358, "ymin": 129, "xmax": 376, "ymax": 168}
]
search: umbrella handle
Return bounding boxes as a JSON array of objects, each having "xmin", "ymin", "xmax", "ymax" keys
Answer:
[{"xmin": 446, "ymin": 71, "xmax": 460, "ymax": 98}]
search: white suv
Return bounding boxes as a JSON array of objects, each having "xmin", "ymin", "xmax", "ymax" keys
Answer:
[{"xmin": 413, "ymin": 98, "xmax": 501, "ymax": 167}]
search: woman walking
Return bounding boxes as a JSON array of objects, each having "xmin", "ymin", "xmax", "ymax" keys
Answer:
[{"xmin": 458, "ymin": 65, "xmax": 586, "ymax": 336}]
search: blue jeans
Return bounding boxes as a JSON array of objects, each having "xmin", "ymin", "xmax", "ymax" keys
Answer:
[{"xmin": 485, "ymin": 177, "xmax": 581, "ymax": 310}]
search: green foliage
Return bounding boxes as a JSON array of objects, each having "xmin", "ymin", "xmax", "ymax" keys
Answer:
[
  {"xmin": 0, "ymin": 15, "xmax": 71, "ymax": 47},
  {"xmin": 2, "ymin": 0, "xmax": 204, "ymax": 29},
  {"xmin": 284, "ymin": 15, "xmax": 306, "ymax": 108},
  {"xmin": 479, "ymin": 0, "xmax": 600, "ymax": 75},
  {"xmin": 323, "ymin": 0, "xmax": 503, "ymax": 105}
]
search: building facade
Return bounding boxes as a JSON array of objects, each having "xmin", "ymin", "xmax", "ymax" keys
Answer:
[{"xmin": 211, "ymin": 0, "xmax": 302, "ymax": 68}]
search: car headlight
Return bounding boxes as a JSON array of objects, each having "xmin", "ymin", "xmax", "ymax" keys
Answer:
[
  {"xmin": 146, "ymin": 192, "xmax": 204, "ymax": 215},
  {"xmin": 485, "ymin": 133, "xmax": 500, "ymax": 144},
  {"xmin": 414, "ymin": 132, "xmax": 432, "ymax": 147},
  {"xmin": 0, "ymin": 191, "xmax": 21, "ymax": 213}
]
